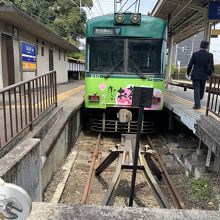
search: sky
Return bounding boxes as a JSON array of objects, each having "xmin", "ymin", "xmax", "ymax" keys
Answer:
[
  {"xmin": 85, "ymin": 0, "xmax": 158, "ymax": 18},
  {"xmin": 84, "ymin": 0, "xmax": 220, "ymax": 64},
  {"xmin": 210, "ymin": 33, "xmax": 220, "ymax": 64}
]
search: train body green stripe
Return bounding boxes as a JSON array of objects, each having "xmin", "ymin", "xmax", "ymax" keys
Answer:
[
  {"xmin": 85, "ymin": 73, "xmax": 165, "ymax": 80},
  {"xmin": 85, "ymin": 76, "xmax": 165, "ymax": 109}
]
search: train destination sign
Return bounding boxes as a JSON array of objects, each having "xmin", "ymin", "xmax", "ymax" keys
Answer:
[
  {"xmin": 93, "ymin": 27, "xmax": 121, "ymax": 36},
  {"xmin": 21, "ymin": 42, "xmax": 37, "ymax": 71},
  {"xmin": 208, "ymin": 1, "xmax": 220, "ymax": 20}
]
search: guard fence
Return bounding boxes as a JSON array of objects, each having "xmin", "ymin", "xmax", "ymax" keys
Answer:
[
  {"xmin": 0, "ymin": 71, "xmax": 57, "ymax": 150},
  {"xmin": 206, "ymin": 74, "xmax": 220, "ymax": 118}
]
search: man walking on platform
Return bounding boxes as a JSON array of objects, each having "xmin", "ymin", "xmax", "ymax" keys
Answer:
[{"xmin": 186, "ymin": 41, "xmax": 214, "ymax": 109}]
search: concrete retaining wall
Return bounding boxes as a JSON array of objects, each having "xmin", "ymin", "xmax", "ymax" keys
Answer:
[
  {"xmin": 0, "ymin": 92, "xmax": 84, "ymax": 202},
  {"xmin": 0, "ymin": 138, "xmax": 42, "ymax": 202},
  {"xmin": 41, "ymin": 103, "xmax": 83, "ymax": 192},
  {"xmin": 28, "ymin": 203, "xmax": 220, "ymax": 220}
]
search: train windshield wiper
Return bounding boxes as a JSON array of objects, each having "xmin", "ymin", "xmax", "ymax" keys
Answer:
[
  {"xmin": 128, "ymin": 58, "xmax": 146, "ymax": 79},
  {"xmin": 104, "ymin": 59, "xmax": 146, "ymax": 79},
  {"xmin": 104, "ymin": 60, "xmax": 123, "ymax": 79}
]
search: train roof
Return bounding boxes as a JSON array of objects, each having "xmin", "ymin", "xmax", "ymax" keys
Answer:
[{"xmin": 86, "ymin": 14, "xmax": 167, "ymax": 39}]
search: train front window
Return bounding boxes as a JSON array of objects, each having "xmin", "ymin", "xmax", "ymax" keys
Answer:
[
  {"xmin": 128, "ymin": 39, "xmax": 162, "ymax": 74},
  {"xmin": 89, "ymin": 38, "xmax": 124, "ymax": 73}
]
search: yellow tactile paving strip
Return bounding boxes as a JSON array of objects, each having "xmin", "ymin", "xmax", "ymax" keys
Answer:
[
  {"xmin": 57, "ymin": 85, "xmax": 85, "ymax": 101},
  {"xmin": 1, "ymin": 85, "xmax": 85, "ymax": 109}
]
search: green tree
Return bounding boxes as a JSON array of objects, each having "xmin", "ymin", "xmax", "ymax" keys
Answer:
[{"xmin": 4, "ymin": 0, "xmax": 92, "ymax": 40}]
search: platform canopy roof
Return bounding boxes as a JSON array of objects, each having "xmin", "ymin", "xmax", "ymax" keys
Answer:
[
  {"xmin": 0, "ymin": 6, "xmax": 79, "ymax": 52},
  {"xmin": 151, "ymin": 0, "xmax": 209, "ymax": 44}
]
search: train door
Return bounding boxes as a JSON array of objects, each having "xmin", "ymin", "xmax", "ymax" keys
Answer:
[
  {"xmin": 49, "ymin": 49, "xmax": 54, "ymax": 71},
  {"xmin": 1, "ymin": 33, "xmax": 15, "ymax": 87}
]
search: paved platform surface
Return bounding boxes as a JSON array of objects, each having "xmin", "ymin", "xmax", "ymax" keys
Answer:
[
  {"xmin": 57, "ymin": 80, "xmax": 85, "ymax": 95},
  {"xmin": 28, "ymin": 203, "xmax": 220, "ymax": 220},
  {"xmin": 164, "ymin": 85, "xmax": 220, "ymax": 132},
  {"xmin": 164, "ymin": 86, "xmax": 220, "ymax": 171},
  {"xmin": 168, "ymin": 84, "xmax": 207, "ymax": 109}
]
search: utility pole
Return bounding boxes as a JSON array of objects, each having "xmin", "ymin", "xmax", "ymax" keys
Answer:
[
  {"xmin": 114, "ymin": 0, "xmax": 117, "ymax": 13},
  {"xmin": 174, "ymin": 44, "xmax": 178, "ymax": 67},
  {"xmin": 191, "ymin": 35, "xmax": 195, "ymax": 56}
]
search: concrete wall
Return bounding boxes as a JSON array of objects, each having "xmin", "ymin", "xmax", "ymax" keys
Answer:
[
  {"xmin": 0, "ymin": 105, "xmax": 82, "ymax": 201},
  {"xmin": 28, "ymin": 203, "xmax": 220, "ymax": 220},
  {"xmin": 41, "ymin": 109, "xmax": 82, "ymax": 191},
  {"xmin": 13, "ymin": 38, "xmax": 21, "ymax": 83},
  {"xmin": 0, "ymin": 138, "xmax": 42, "ymax": 202},
  {"xmin": 37, "ymin": 41, "xmax": 50, "ymax": 77},
  {"xmin": 0, "ymin": 22, "xmax": 69, "ymax": 89},
  {"xmin": 0, "ymin": 89, "xmax": 83, "ymax": 202},
  {"xmin": 54, "ymin": 47, "xmax": 68, "ymax": 84}
]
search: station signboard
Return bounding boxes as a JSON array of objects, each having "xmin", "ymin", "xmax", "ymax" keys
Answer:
[
  {"xmin": 21, "ymin": 42, "xmax": 37, "ymax": 71},
  {"xmin": 211, "ymin": 29, "xmax": 220, "ymax": 38},
  {"xmin": 208, "ymin": 1, "xmax": 220, "ymax": 20}
]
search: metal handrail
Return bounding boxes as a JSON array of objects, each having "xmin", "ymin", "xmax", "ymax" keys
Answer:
[
  {"xmin": 0, "ymin": 71, "xmax": 57, "ymax": 150},
  {"xmin": 0, "ymin": 70, "xmax": 56, "ymax": 93},
  {"xmin": 206, "ymin": 74, "xmax": 220, "ymax": 118}
]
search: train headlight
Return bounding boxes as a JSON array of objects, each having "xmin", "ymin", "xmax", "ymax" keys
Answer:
[
  {"xmin": 115, "ymin": 13, "xmax": 125, "ymax": 24},
  {"xmin": 131, "ymin": 13, "xmax": 141, "ymax": 24}
]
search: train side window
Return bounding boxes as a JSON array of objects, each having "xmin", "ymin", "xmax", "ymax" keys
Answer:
[{"xmin": 41, "ymin": 47, "xmax": 44, "ymax": 56}]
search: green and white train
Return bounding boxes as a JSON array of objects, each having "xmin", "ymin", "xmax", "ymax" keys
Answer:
[{"xmin": 85, "ymin": 13, "xmax": 167, "ymax": 132}]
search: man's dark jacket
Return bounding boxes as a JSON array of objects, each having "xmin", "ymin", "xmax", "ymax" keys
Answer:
[{"xmin": 187, "ymin": 50, "xmax": 214, "ymax": 80}]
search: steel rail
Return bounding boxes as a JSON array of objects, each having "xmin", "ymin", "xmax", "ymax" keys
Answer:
[
  {"xmin": 146, "ymin": 135, "xmax": 185, "ymax": 209},
  {"xmin": 139, "ymin": 153, "xmax": 171, "ymax": 208},
  {"xmin": 101, "ymin": 153, "xmax": 123, "ymax": 205},
  {"xmin": 81, "ymin": 132, "xmax": 102, "ymax": 204}
]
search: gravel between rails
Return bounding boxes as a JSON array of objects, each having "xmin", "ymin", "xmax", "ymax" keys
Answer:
[{"xmin": 44, "ymin": 130, "xmax": 220, "ymax": 210}]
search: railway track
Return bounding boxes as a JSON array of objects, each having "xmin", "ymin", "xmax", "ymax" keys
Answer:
[
  {"xmin": 80, "ymin": 132, "xmax": 184, "ymax": 208},
  {"xmin": 82, "ymin": 132, "xmax": 102, "ymax": 204},
  {"xmin": 45, "ymin": 131, "xmax": 184, "ymax": 209}
]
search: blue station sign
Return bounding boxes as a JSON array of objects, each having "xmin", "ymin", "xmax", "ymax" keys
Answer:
[
  {"xmin": 21, "ymin": 42, "xmax": 37, "ymax": 71},
  {"xmin": 208, "ymin": 1, "xmax": 220, "ymax": 20}
]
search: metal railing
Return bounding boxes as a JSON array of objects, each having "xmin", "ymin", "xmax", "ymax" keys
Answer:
[
  {"xmin": 0, "ymin": 71, "xmax": 57, "ymax": 149},
  {"xmin": 206, "ymin": 74, "xmax": 220, "ymax": 118}
]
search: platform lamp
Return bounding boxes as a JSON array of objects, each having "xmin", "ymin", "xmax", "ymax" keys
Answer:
[{"xmin": 129, "ymin": 87, "xmax": 153, "ymax": 206}]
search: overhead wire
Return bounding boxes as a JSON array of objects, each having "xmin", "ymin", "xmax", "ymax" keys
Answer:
[
  {"xmin": 96, "ymin": 0, "xmax": 104, "ymax": 15},
  {"xmin": 119, "ymin": 0, "xmax": 129, "ymax": 13},
  {"xmin": 85, "ymin": 7, "xmax": 94, "ymax": 19},
  {"xmin": 137, "ymin": 0, "xmax": 141, "ymax": 13},
  {"xmin": 27, "ymin": 7, "xmax": 85, "ymax": 38},
  {"xmin": 124, "ymin": 0, "xmax": 139, "ymax": 13},
  {"xmin": 93, "ymin": 2, "xmax": 101, "ymax": 16},
  {"xmin": 6, "ymin": 0, "xmax": 85, "ymax": 38}
]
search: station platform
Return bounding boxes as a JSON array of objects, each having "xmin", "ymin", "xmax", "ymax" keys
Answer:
[
  {"xmin": 164, "ymin": 86, "xmax": 220, "ymax": 173},
  {"xmin": 55, "ymin": 81, "xmax": 220, "ymax": 173},
  {"xmin": 28, "ymin": 202, "xmax": 220, "ymax": 220}
]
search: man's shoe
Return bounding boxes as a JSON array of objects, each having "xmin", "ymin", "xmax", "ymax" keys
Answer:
[{"xmin": 193, "ymin": 106, "xmax": 201, "ymax": 109}]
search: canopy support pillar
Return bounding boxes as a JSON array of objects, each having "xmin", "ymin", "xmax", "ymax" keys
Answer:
[
  {"xmin": 204, "ymin": 19, "xmax": 212, "ymax": 51},
  {"xmin": 166, "ymin": 35, "xmax": 173, "ymax": 88}
]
